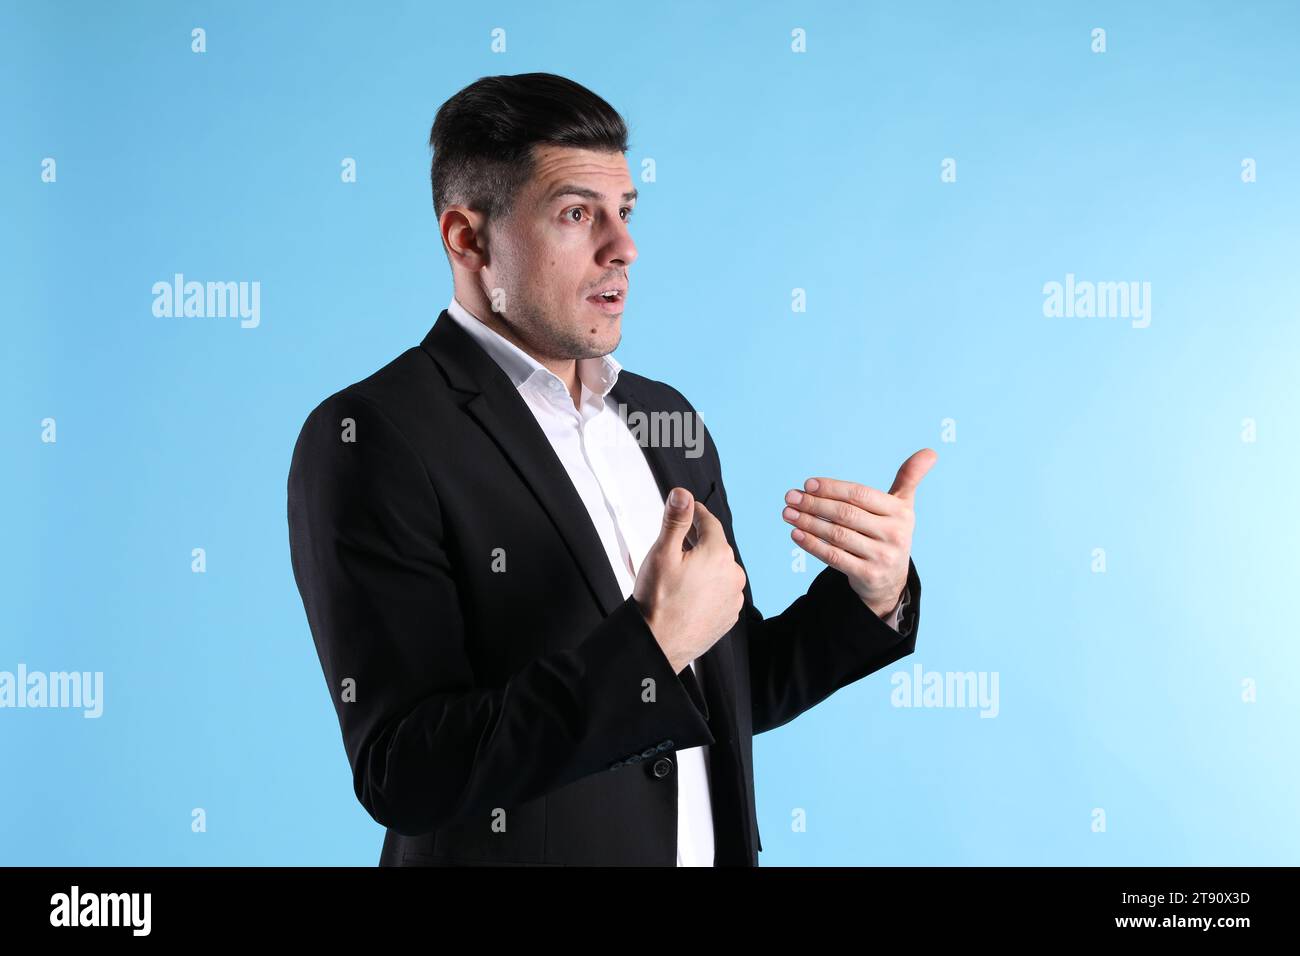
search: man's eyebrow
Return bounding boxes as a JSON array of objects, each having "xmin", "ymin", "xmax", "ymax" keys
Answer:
[{"xmin": 546, "ymin": 184, "xmax": 638, "ymax": 204}]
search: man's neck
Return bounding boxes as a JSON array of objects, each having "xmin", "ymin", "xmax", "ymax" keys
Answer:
[{"xmin": 455, "ymin": 292, "xmax": 581, "ymax": 408}]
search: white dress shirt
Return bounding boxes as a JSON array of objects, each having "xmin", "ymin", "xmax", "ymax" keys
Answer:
[{"xmin": 444, "ymin": 295, "xmax": 905, "ymax": 865}]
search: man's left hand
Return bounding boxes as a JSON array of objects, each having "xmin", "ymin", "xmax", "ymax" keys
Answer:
[{"xmin": 781, "ymin": 448, "xmax": 938, "ymax": 618}]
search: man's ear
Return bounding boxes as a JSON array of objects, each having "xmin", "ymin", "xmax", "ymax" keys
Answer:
[{"xmin": 442, "ymin": 205, "xmax": 490, "ymax": 268}]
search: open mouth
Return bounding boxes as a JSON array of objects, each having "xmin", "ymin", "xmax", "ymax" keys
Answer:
[{"xmin": 586, "ymin": 289, "xmax": 625, "ymax": 313}]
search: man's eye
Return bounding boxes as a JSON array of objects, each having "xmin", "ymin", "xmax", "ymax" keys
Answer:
[{"xmin": 563, "ymin": 207, "xmax": 634, "ymax": 223}]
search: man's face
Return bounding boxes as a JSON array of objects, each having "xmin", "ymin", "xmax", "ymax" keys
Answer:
[{"xmin": 478, "ymin": 144, "xmax": 638, "ymax": 361}]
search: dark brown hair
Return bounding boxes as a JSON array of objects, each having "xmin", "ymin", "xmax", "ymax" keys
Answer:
[{"xmin": 428, "ymin": 73, "xmax": 630, "ymax": 228}]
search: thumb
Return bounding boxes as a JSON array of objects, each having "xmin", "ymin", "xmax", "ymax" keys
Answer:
[
  {"xmin": 888, "ymin": 448, "xmax": 938, "ymax": 503},
  {"xmin": 654, "ymin": 487, "xmax": 695, "ymax": 554}
]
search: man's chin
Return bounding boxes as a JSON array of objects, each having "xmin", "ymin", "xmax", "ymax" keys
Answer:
[
  {"xmin": 579, "ymin": 319, "xmax": 621, "ymax": 356},
  {"xmin": 582, "ymin": 337, "xmax": 620, "ymax": 359}
]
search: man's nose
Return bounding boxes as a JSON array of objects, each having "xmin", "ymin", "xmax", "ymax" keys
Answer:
[{"xmin": 600, "ymin": 219, "xmax": 637, "ymax": 268}]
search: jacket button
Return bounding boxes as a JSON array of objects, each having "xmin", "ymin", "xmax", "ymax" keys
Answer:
[
  {"xmin": 651, "ymin": 757, "xmax": 673, "ymax": 778},
  {"xmin": 656, "ymin": 740, "xmax": 672, "ymax": 752},
  {"xmin": 640, "ymin": 747, "xmax": 658, "ymax": 759}
]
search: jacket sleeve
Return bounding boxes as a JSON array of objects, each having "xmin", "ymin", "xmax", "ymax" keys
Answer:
[
  {"xmin": 692, "ymin": 411, "xmax": 922, "ymax": 737},
  {"xmin": 287, "ymin": 392, "xmax": 715, "ymax": 837},
  {"xmin": 745, "ymin": 558, "xmax": 921, "ymax": 736}
]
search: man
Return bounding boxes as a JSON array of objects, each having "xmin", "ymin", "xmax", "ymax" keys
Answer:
[{"xmin": 287, "ymin": 72, "xmax": 934, "ymax": 867}]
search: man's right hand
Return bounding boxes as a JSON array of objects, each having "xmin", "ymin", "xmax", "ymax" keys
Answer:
[{"xmin": 632, "ymin": 487, "xmax": 747, "ymax": 674}]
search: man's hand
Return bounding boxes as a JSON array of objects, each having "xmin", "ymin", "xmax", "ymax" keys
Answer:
[
  {"xmin": 634, "ymin": 488, "xmax": 748, "ymax": 674},
  {"xmin": 781, "ymin": 449, "xmax": 937, "ymax": 618}
]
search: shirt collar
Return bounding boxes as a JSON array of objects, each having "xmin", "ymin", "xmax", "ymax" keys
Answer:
[{"xmin": 445, "ymin": 295, "xmax": 622, "ymax": 401}]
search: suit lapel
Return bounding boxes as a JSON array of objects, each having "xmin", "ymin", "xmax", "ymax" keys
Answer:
[
  {"xmin": 610, "ymin": 376, "xmax": 750, "ymax": 860},
  {"xmin": 421, "ymin": 310, "xmax": 624, "ymax": 617},
  {"xmin": 608, "ymin": 373, "xmax": 741, "ymax": 745}
]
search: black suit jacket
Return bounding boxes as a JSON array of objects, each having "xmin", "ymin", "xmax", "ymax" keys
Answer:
[{"xmin": 286, "ymin": 309, "xmax": 922, "ymax": 866}]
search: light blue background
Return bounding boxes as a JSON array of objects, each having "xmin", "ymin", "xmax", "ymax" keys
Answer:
[{"xmin": 4, "ymin": 0, "xmax": 1297, "ymax": 865}]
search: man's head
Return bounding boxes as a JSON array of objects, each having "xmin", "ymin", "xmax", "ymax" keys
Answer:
[{"xmin": 429, "ymin": 73, "xmax": 638, "ymax": 366}]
